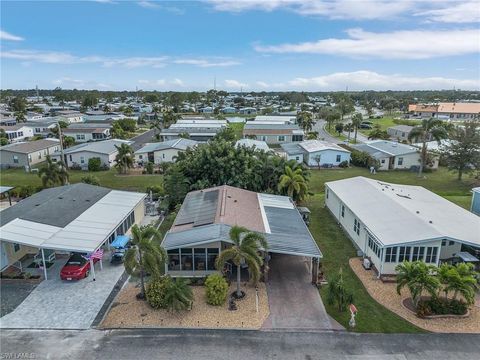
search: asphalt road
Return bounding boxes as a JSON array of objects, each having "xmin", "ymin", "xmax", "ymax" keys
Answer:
[
  {"xmin": 313, "ymin": 119, "xmax": 340, "ymax": 143},
  {"xmin": 130, "ymin": 128, "xmax": 156, "ymax": 150},
  {"xmin": 1, "ymin": 329, "xmax": 479, "ymax": 360}
]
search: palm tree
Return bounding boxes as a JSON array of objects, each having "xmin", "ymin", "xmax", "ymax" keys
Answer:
[
  {"xmin": 408, "ymin": 118, "xmax": 448, "ymax": 176},
  {"xmin": 396, "ymin": 261, "xmax": 440, "ymax": 308},
  {"xmin": 344, "ymin": 123, "xmax": 353, "ymax": 141},
  {"xmin": 38, "ymin": 155, "xmax": 69, "ymax": 188},
  {"xmin": 351, "ymin": 113, "xmax": 363, "ymax": 144},
  {"xmin": 443, "ymin": 263, "xmax": 478, "ymax": 305},
  {"xmin": 216, "ymin": 226, "xmax": 268, "ymax": 298},
  {"xmin": 114, "ymin": 143, "xmax": 134, "ymax": 174},
  {"xmin": 124, "ymin": 224, "xmax": 167, "ymax": 299},
  {"xmin": 103, "ymin": 104, "xmax": 111, "ymax": 113},
  {"xmin": 164, "ymin": 278, "xmax": 194, "ymax": 311},
  {"xmin": 297, "ymin": 111, "xmax": 315, "ymax": 132},
  {"xmin": 278, "ymin": 165, "xmax": 308, "ymax": 202},
  {"xmin": 327, "ymin": 268, "xmax": 353, "ymax": 311}
]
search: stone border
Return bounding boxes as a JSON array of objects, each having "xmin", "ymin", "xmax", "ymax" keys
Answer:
[
  {"xmin": 401, "ymin": 298, "xmax": 470, "ymax": 319},
  {"xmin": 0, "ymin": 278, "xmax": 42, "ymax": 284}
]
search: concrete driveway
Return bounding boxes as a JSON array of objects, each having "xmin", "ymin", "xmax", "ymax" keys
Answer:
[
  {"xmin": 263, "ymin": 254, "xmax": 342, "ymax": 330},
  {"xmin": 0, "ymin": 259, "xmax": 125, "ymax": 329}
]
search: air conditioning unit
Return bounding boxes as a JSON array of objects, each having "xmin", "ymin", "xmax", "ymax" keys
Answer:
[{"xmin": 363, "ymin": 258, "xmax": 372, "ymax": 270}]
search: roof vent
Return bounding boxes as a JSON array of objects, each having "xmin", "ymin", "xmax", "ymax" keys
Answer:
[
  {"xmin": 58, "ymin": 196, "xmax": 63, "ymax": 199},
  {"xmin": 429, "ymin": 220, "xmax": 433, "ymax": 224},
  {"xmin": 416, "ymin": 211, "xmax": 420, "ymax": 214}
]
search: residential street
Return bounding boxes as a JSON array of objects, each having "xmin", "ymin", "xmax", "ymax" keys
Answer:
[
  {"xmin": 130, "ymin": 128, "xmax": 156, "ymax": 150},
  {"xmin": 313, "ymin": 119, "xmax": 340, "ymax": 143},
  {"xmin": 1, "ymin": 329, "xmax": 479, "ymax": 359}
]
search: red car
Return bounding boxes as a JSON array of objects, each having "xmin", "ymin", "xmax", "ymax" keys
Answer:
[{"xmin": 60, "ymin": 253, "xmax": 98, "ymax": 281}]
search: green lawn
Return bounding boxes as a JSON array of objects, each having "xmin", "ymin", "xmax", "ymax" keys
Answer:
[
  {"xmin": 228, "ymin": 122, "xmax": 245, "ymax": 140},
  {"xmin": 0, "ymin": 168, "xmax": 163, "ymax": 193},
  {"xmin": 359, "ymin": 116, "xmax": 421, "ymax": 136},
  {"xmin": 305, "ymin": 166, "xmax": 477, "ymax": 332}
]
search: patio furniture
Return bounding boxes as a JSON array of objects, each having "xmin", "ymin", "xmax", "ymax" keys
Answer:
[{"xmin": 33, "ymin": 249, "xmax": 56, "ymax": 267}]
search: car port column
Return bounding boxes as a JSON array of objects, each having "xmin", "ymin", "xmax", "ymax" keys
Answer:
[
  {"xmin": 90, "ymin": 258, "xmax": 96, "ymax": 281},
  {"xmin": 41, "ymin": 248, "xmax": 48, "ymax": 280},
  {"xmin": 311, "ymin": 257, "xmax": 319, "ymax": 285}
]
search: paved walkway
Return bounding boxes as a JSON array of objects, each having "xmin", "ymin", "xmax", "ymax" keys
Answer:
[
  {"xmin": 0, "ymin": 259, "xmax": 125, "ymax": 329},
  {"xmin": 263, "ymin": 254, "xmax": 343, "ymax": 330}
]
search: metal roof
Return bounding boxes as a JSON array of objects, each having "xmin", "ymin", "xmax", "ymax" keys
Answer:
[
  {"xmin": 353, "ymin": 140, "xmax": 418, "ymax": 157},
  {"xmin": 0, "ymin": 186, "xmax": 145, "ymax": 253},
  {"xmin": 0, "ymin": 186, "xmax": 14, "ymax": 194},
  {"xmin": 298, "ymin": 140, "xmax": 350, "ymax": 154},
  {"xmin": 454, "ymin": 252, "xmax": 479, "ymax": 262},
  {"xmin": 280, "ymin": 142, "xmax": 304, "ymax": 155},
  {"xmin": 135, "ymin": 139, "xmax": 198, "ymax": 154},
  {"xmin": 54, "ymin": 139, "xmax": 132, "ymax": 156},
  {"xmin": 0, "ymin": 139, "xmax": 60, "ymax": 154},
  {"xmin": 244, "ymin": 123, "xmax": 301, "ymax": 130},
  {"xmin": 326, "ymin": 177, "xmax": 480, "ymax": 247},
  {"xmin": 235, "ymin": 139, "xmax": 270, "ymax": 152}
]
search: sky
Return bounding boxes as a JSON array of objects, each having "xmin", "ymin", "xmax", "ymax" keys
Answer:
[{"xmin": 1, "ymin": 0, "xmax": 480, "ymax": 91}]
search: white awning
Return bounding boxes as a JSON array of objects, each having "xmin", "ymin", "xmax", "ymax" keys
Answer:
[{"xmin": 0, "ymin": 190, "xmax": 145, "ymax": 253}]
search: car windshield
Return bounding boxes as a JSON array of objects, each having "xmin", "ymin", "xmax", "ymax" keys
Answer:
[{"xmin": 67, "ymin": 254, "xmax": 86, "ymax": 265}]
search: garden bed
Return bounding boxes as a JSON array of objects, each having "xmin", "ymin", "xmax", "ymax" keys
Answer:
[
  {"xmin": 402, "ymin": 297, "xmax": 470, "ymax": 319},
  {"xmin": 349, "ymin": 257, "xmax": 480, "ymax": 333},
  {"xmin": 100, "ymin": 282, "xmax": 269, "ymax": 329}
]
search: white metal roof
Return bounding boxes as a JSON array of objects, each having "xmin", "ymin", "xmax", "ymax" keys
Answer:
[
  {"xmin": 0, "ymin": 190, "xmax": 145, "ymax": 253},
  {"xmin": 235, "ymin": 139, "xmax": 270, "ymax": 152},
  {"xmin": 326, "ymin": 177, "xmax": 480, "ymax": 247},
  {"xmin": 299, "ymin": 140, "xmax": 350, "ymax": 153}
]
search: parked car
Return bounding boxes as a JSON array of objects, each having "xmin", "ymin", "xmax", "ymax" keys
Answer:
[
  {"xmin": 360, "ymin": 123, "xmax": 372, "ymax": 129},
  {"xmin": 60, "ymin": 253, "xmax": 98, "ymax": 280}
]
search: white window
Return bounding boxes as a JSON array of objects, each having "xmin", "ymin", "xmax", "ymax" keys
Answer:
[
  {"xmin": 341, "ymin": 205, "xmax": 345, "ymax": 218},
  {"xmin": 441, "ymin": 240, "xmax": 446, "ymax": 246},
  {"xmin": 13, "ymin": 155, "xmax": 19, "ymax": 164},
  {"xmin": 80, "ymin": 156, "xmax": 85, "ymax": 164},
  {"xmin": 425, "ymin": 247, "xmax": 438, "ymax": 263},
  {"xmin": 261, "ymin": 136, "xmax": 266, "ymax": 141},
  {"xmin": 385, "ymin": 247, "xmax": 397, "ymax": 263},
  {"xmin": 398, "ymin": 246, "xmax": 411, "ymax": 262},
  {"xmin": 326, "ymin": 188, "xmax": 329, "ymax": 199},
  {"xmin": 336, "ymin": 154, "xmax": 341, "ymax": 162},
  {"xmin": 162, "ymin": 153, "xmax": 165, "ymax": 159},
  {"xmin": 278, "ymin": 135, "xmax": 285, "ymax": 142},
  {"xmin": 28, "ymin": 154, "xmax": 32, "ymax": 162},
  {"xmin": 381, "ymin": 159, "xmax": 385, "ymax": 163},
  {"xmin": 295, "ymin": 156, "xmax": 300, "ymax": 161},
  {"xmin": 13, "ymin": 243, "xmax": 21, "ymax": 252},
  {"xmin": 398, "ymin": 157, "xmax": 404, "ymax": 166},
  {"xmin": 353, "ymin": 218, "xmax": 360, "ymax": 235},
  {"xmin": 69, "ymin": 155, "xmax": 73, "ymax": 161},
  {"xmin": 411, "ymin": 246, "xmax": 425, "ymax": 261},
  {"xmin": 449, "ymin": 240, "xmax": 454, "ymax": 246}
]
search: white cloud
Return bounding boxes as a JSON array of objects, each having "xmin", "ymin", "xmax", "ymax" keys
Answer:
[
  {"xmin": 282, "ymin": 70, "xmax": 479, "ymax": 91},
  {"xmin": 207, "ymin": 0, "xmax": 415, "ymax": 20},
  {"xmin": 0, "ymin": 30, "xmax": 24, "ymax": 41},
  {"xmin": 255, "ymin": 28, "xmax": 480, "ymax": 59},
  {"xmin": 171, "ymin": 78, "xmax": 184, "ymax": 86},
  {"xmin": 91, "ymin": 0, "xmax": 117, "ymax": 4},
  {"xmin": 138, "ymin": 79, "xmax": 184, "ymax": 88},
  {"xmin": 173, "ymin": 58, "xmax": 241, "ymax": 67},
  {"xmin": 224, "ymin": 79, "xmax": 248, "ymax": 88},
  {"xmin": 138, "ymin": 1, "xmax": 160, "ymax": 9},
  {"xmin": 256, "ymin": 81, "xmax": 269, "ymax": 88},
  {"xmin": 415, "ymin": 1, "xmax": 480, "ymax": 24},
  {"xmin": 53, "ymin": 77, "xmax": 111, "ymax": 89}
]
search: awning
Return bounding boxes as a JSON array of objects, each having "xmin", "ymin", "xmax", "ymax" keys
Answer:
[
  {"xmin": 110, "ymin": 235, "xmax": 130, "ymax": 249},
  {"xmin": 454, "ymin": 252, "xmax": 479, "ymax": 262}
]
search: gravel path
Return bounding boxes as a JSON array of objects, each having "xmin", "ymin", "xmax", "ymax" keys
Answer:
[
  {"xmin": 101, "ymin": 282, "xmax": 269, "ymax": 329},
  {"xmin": 350, "ymin": 257, "xmax": 480, "ymax": 333}
]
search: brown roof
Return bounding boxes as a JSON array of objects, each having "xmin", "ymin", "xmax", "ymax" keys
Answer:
[
  {"xmin": 0, "ymin": 139, "xmax": 60, "ymax": 154},
  {"xmin": 171, "ymin": 185, "xmax": 265, "ymax": 233},
  {"xmin": 437, "ymin": 102, "xmax": 480, "ymax": 114},
  {"xmin": 0, "ymin": 124, "xmax": 29, "ymax": 131},
  {"xmin": 408, "ymin": 104, "xmax": 438, "ymax": 113},
  {"xmin": 63, "ymin": 128, "xmax": 107, "ymax": 134}
]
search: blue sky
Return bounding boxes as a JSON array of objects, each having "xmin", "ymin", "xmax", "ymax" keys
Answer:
[{"xmin": 1, "ymin": 0, "xmax": 479, "ymax": 91}]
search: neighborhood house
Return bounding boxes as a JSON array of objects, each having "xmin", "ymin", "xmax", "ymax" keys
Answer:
[
  {"xmin": 281, "ymin": 140, "xmax": 351, "ymax": 167},
  {"xmin": 243, "ymin": 123, "xmax": 304, "ymax": 144},
  {"xmin": 0, "ymin": 139, "xmax": 60, "ymax": 169},
  {"xmin": 134, "ymin": 138, "xmax": 198, "ymax": 165}
]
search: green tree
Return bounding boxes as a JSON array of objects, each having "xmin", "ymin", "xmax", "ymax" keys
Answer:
[
  {"xmin": 335, "ymin": 122, "xmax": 344, "ymax": 136},
  {"xmin": 82, "ymin": 93, "xmax": 98, "ymax": 109},
  {"xmin": 88, "ymin": 157, "xmax": 102, "ymax": 171},
  {"xmin": 335, "ymin": 96, "xmax": 355, "ymax": 121},
  {"xmin": 278, "ymin": 165, "xmax": 308, "ymax": 202},
  {"xmin": 124, "ymin": 224, "xmax": 167, "ymax": 299},
  {"xmin": 396, "ymin": 261, "xmax": 440, "ymax": 308},
  {"xmin": 63, "ymin": 136, "xmax": 75, "ymax": 148},
  {"xmin": 111, "ymin": 122, "xmax": 126, "ymax": 139},
  {"xmin": 163, "ymin": 109, "xmax": 181, "ymax": 128},
  {"xmin": 368, "ymin": 124, "xmax": 390, "ymax": 140},
  {"xmin": 442, "ymin": 120, "xmax": 480, "ymax": 180},
  {"xmin": 205, "ymin": 273, "xmax": 229, "ymax": 306},
  {"xmin": 163, "ymin": 165, "xmax": 190, "ymax": 209},
  {"xmin": 439, "ymin": 263, "xmax": 478, "ymax": 305},
  {"xmin": 144, "ymin": 94, "xmax": 159, "ymax": 104},
  {"xmin": 327, "ymin": 268, "xmax": 353, "ymax": 312},
  {"xmin": 351, "ymin": 113, "xmax": 363, "ymax": 143},
  {"xmin": 297, "ymin": 111, "xmax": 315, "ymax": 132},
  {"xmin": 37, "ymin": 155, "xmax": 69, "ymax": 188},
  {"xmin": 163, "ymin": 278, "xmax": 194, "ymax": 312},
  {"xmin": 116, "ymin": 118, "xmax": 137, "ymax": 132},
  {"xmin": 216, "ymin": 226, "xmax": 268, "ymax": 298},
  {"xmin": 214, "ymin": 127, "xmax": 236, "ymax": 142},
  {"xmin": 9, "ymin": 96, "xmax": 27, "ymax": 113},
  {"xmin": 114, "ymin": 143, "xmax": 134, "ymax": 174},
  {"xmin": 408, "ymin": 118, "xmax": 448, "ymax": 176}
]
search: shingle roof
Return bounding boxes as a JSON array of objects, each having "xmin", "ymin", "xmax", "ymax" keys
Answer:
[{"xmin": 0, "ymin": 139, "xmax": 60, "ymax": 154}]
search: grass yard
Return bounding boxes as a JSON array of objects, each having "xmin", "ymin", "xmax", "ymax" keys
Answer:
[
  {"xmin": 359, "ymin": 116, "xmax": 421, "ymax": 136},
  {"xmin": 305, "ymin": 166, "xmax": 477, "ymax": 332},
  {"xmin": 228, "ymin": 122, "xmax": 245, "ymax": 140},
  {"xmin": 0, "ymin": 168, "xmax": 163, "ymax": 193}
]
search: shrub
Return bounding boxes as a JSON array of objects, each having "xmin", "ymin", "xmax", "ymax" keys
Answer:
[
  {"xmin": 70, "ymin": 163, "xmax": 82, "ymax": 170},
  {"xmin": 205, "ymin": 274, "xmax": 229, "ymax": 306},
  {"xmin": 146, "ymin": 276, "xmax": 172, "ymax": 309},
  {"xmin": 338, "ymin": 160, "xmax": 349, "ymax": 168},
  {"xmin": 416, "ymin": 297, "xmax": 467, "ymax": 317},
  {"xmin": 88, "ymin": 157, "xmax": 102, "ymax": 172},
  {"xmin": 164, "ymin": 278, "xmax": 193, "ymax": 311},
  {"xmin": 146, "ymin": 185, "xmax": 164, "ymax": 200},
  {"xmin": 145, "ymin": 162, "xmax": 154, "ymax": 174},
  {"xmin": 81, "ymin": 175, "xmax": 100, "ymax": 186}
]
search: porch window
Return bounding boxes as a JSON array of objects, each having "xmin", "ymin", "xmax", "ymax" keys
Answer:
[
  {"xmin": 385, "ymin": 247, "xmax": 397, "ymax": 262},
  {"xmin": 278, "ymin": 135, "xmax": 285, "ymax": 142},
  {"xmin": 398, "ymin": 246, "xmax": 411, "ymax": 262},
  {"xmin": 425, "ymin": 247, "xmax": 438, "ymax": 263},
  {"xmin": 181, "ymin": 248, "xmax": 193, "ymax": 271},
  {"xmin": 13, "ymin": 243, "xmax": 20, "ymax": 252},
  {"xmin": 353, "ymin": 218, "xmax": 360, "ymax": 235},
  {"xmin": 411, "ymin": 246, "xmax": 425, "ymax": 261},
  {"xmin": 194, "ymin": 248, "xmax": 206, "ymax": 271},
  {"xmin": 168, "ymin": 249, "xmax": 180, "ymax": 270},
  {"xmin": 207, "ymin": 248, "xmax": 219, "ymax": 270}
]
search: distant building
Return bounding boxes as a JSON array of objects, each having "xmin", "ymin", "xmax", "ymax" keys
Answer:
[
  {"xmin": 52, "ymin": 139, "xmax": 132, "ymax": 169},
  {"xmin": 54, "ymin": 111, "xmax": 84, "ymax": 124},
  {"xmin": 281, "ymin": 140, "xmax": 351, "ymax": 167},
  {"xmin": 238, "ymin": 107, "xmax": 257, "ymax": 115},
  {"xmin": 0, "ymin": 139, "xmax": 60, "ymax": 169},
  {"xmin": 408, "ymin": 102, "xmax": 480, "ymax": 121},
  {"xmin": 62, "ymin": 126, "xmax": 111, "ymax": 143},
  {"xmin": 160, "ymin": 122, "xmax": 226, "ymax": 142},
  {"xmin": 0, "ymin": 124, "xmax": 34, "ymax": 143},
  {"xmin": 235, "ymin": 139, "xmax": 270, "ymax": 152},
  {"xmin": 386, "ymin": 125, "xmax": 415, "ymax": 142},
  {"xmin": 134, "ymin": 139, "xmax": 198, "ymax": 165},
  {"xmin": 254, "ymin": 115, "xmax": 296, "ymax": 124},
  {"xmin": 243, "ymin": 123, "xmax": 304, "ymax": 144},
  {"xmin": 221, "ymin": 106, "xmax": 237, "ymax": 114}
]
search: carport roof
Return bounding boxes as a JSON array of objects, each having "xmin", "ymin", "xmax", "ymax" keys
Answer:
[{"xmin": 0, "ymin": 185, "xmax": 146, "ymax": 253}]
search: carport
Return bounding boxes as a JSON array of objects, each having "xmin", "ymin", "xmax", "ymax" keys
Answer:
[{"xmin": 0, "ymin": 184, "xmax": 146, "ymax": 280}]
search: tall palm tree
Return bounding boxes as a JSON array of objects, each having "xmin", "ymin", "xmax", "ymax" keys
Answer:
[
  {"xmin": 408, "ymin": 118, "xmax": 448, "ymax": 176},
  {"xmin": 114, "ymin": 143, "xmax": 134, "ymax": 174},
  {"xmin": 297, "ymin": 111, "xmax": 315, "ymax": 132},
  {"xmin": 344, "ymin": 123, "xmax": 354, "ymax": 141},
  {"xmin": 396, "ymin": 261, "xmax": 439, "ymax": 308},
  {"xmin": 351, "ymin": 113, "xmax": 363, "ymax": 144},
  {"xmin": 278, "ymin": 165, "xmax": 308, "ymax": 202},
  {"xmin": 443, "ymin": 263, "xmax": 478, "ymax": 305},
  {"xmin": 124, "ymin": 224, "xmax": 167, "ymax": 299},
  {"xmin": 38, "ymin": 155, "xmax": 69, "ymax": 188},
  {"xmin": 216, "ymin": 226, "xmax": 268, "ymax": 298}
]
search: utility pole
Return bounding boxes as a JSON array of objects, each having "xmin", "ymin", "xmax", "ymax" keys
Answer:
[{"xmin": 57, "ymin": 122, "xmax": 69, "ymax": 180}]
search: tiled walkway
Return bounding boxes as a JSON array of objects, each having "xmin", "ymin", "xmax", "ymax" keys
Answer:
[
  {"xmin": 262, "ymin": 254, "xmax": 343, "ymax": 330},
  {"xmin": 0, "ymin": 259, "xmax": 124, "ymax": 329}
]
